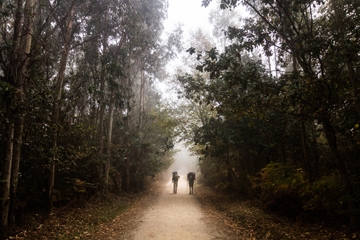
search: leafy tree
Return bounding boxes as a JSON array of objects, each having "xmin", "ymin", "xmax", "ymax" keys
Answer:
[{"xmin": 173, "ymin": 0, "xmax": 360, "ymax": 228}]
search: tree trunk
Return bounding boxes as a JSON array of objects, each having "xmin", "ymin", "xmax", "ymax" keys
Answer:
[
  {"xmin": 104, "ymin": 92, "xmax": 115, "ymax": 193},
  {"xmin": 124, "ymin": 55, "xmax": 132, "ymax": 192},
  {"xmin": 98, "ymin": 5, "xmax": 109, "ymax": 183},
  {"xmin": 124, "ymin": 107, "xmax": 130, "ymax": 192},
  {"xmin": 9, "ymin": 115, "xmax": 24, "ymax": 226},
  {"xmin": 47, "ymin": 4, "xmax": 74, "ymax": 212},
  {"xmin": 139, "ymin": 69, "xmax": 145, "ymax": 131},
  {"xmin": 1, "ymin": 122, "xmax": 14, "ymax": 229},
  {"xmin": 311, "ymin": 121, "xmax": 320, "ymax": 178},
  {"xmin": 9, "ymin": 0, "xmax": 36, "ymax": 224},
  {"xmin": 1, "ymin": 0, "xmax": 36, "ymax": 228},
  {"xmin": 300, "ymin": 117, "xmax": 312, "ymax": 183},
  {"xmin": 321, "ymin": 117, "xmax": 359, "ymax": 230}
]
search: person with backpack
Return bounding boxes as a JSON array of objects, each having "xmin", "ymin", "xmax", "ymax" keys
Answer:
[
  {"xmin": 187, "ymin": 172, "xmax": 196, "ymax": 194},
  {"xmin": 172, "ymin": 171, "xmax": 180, "ymax": 194}
]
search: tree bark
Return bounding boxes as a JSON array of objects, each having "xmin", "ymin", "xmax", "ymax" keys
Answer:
[
  {"xmin": 311, "ymin": 121, "xmax": 320, "ymax": 177},
  {"xmin": 47, "ymin": 3, "xmax": 74, "ymax": 212},
  {"xmin": 321, "ymin": 117, "xmax": 359, "ymax": 230},
  {"xmin": 300, "ymin": 117, "xmax": 312, "ymax": 183},
  {"xmin": 1, "ymin": 0, "xmax": 36, "ymax": 228},
  {"xmin": 138, "ymin": 69, "xmax": 145, "ymax": 132},
  {"xmin": 104, "ymin": 92, "xmax": 115, "ymax": 193},
  {"xmin": 9, "ymin": 115, "xmax": 24, "ymax": 226},
  {"xmin": 124, "ymin": 54, "xmax": 132, "ymax": 192},
  {"xmin": 98, "ymin": 5, "xmax": 109, "ymax": 183},
  {"xmin": 1, "ymin": 122, "xmax": 14, "ymax": 229},
  {"xmin": 124, "ymin": 107, "xmax": 130, "ymax": 192}
]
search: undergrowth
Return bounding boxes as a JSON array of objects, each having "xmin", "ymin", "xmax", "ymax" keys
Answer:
[
  {"xmin": 10, "ymin": 193, "xmax": 137, "ymax": 240},
  {"xmin": 196, "ymin": 184, "xmax": 357, "ymax": 240}
]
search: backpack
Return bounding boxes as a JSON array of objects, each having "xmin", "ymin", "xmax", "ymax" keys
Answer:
[
  {"xmin": 172, "ymin": 172, "xmax": 179, "ymax": 181},
  {"xmin": 188, "ymin": 172, "xmax": 195, "ymax": 180}
]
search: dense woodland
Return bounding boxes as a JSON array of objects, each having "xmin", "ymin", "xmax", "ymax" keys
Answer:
[
  {"xmin": 179, "ymin": 0, "xmax": 360, "ymax": 231},
  {"xmin": 0, "ymin": 0, "xmax": 182, "ymax": 235},
  {"xmin": 0, "ymin": 0, "xmax": 360, "ymax": 237}
]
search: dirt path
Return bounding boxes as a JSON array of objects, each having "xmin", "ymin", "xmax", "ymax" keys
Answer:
[{"xmin": 123, "ymin": 174, "xmax": 236, "ymax": 240}]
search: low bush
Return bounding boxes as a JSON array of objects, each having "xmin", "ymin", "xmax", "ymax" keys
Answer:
[
  {"xmin": 251, "ymin": 162, "xmax": 307, "ymax": 218},
  {"xmin": 251, "ymin": 162, "xmax": 347, "ymax": 223}
]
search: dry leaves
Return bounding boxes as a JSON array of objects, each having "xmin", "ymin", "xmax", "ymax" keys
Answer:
[{"xmin": 196, "ymin": 185, "xmax": 358, "ymax": 239}]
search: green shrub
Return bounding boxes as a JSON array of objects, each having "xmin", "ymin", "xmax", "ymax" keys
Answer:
[
  {"xmin": 302, "ymin": 172, "xmax": 345, "ymax": 214},
  {"xmin": 251, "ymin": 162, "xmax": 307, "ymax": 217},
  {"xmin": 251, "ymin": 162, "xmax": 348, "ymax": 222},
  {"xmin": 252, "ymin": 162, "xmax": 307, "ymax": 197}
]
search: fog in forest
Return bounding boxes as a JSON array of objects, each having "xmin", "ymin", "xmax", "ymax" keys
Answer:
[{"xmin": 164, "ymin": 144, "xmax": 199, "ymax": 180}]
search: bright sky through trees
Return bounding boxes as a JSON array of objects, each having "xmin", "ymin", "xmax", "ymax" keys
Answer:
[
  {"xmin": 158, "ymin": 0, "xmax": 214, "ymax": 101},
  {"xmin": 164, "ymin": 0, "xmax": 213, "ymax": 38},
  {"xmin": 159, "ymin": 0, "xmax": 248, "ymax": 101}
]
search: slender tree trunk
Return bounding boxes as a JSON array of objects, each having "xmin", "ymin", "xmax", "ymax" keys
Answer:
[
  {"xmin": 124, "ymin": 105, "xmax": 130, "ymax": 192},
  {"xmin": 47, "ymin": 4, "xmax": 74, "ymax": 212},
  {"xmin": 104, "ymin": 93, "xmax": 115, "ymax": 193},
  {"xmin": 124, "ymin": 55, "xmax": 132, "ymax": 192},
  {"xmin": 139, "ymin": 69, "xmax": 145, "ymax": 131},
  {"xmin": 135, "ymin": 69, "xmax": 146, "ymax": 191},
  {"xmin": 1, "ymin": 3, "xmax": 23, "ymax": 221},
  {"xmin": 98, "ymin": 5, "xmax": 109, "ymax": 183},
  {"xmin": 267, "ymin": 55, "xmax": 272, "ymax": 76},
  {"xmin": 1, "ymin": 0, "xmax": 36, "ymax": 229},
  {"xmin": 300, "ymin": 117, "xmax": 312, "ymax": 183},
  {"xmin": 9, "ymin": 116, "xmax": 24, "ymax": 226},
  {"xmin": 1, "ymin": 122, "xmax": 14, "ymax": 229},
  {"xmin": 9, "ymin": 0, "xmax": 36, "ymax": 224},
  {"xmin": 311, "ymin": 121, "xmax": 320, "ymax": 177},
  {"xmin": 274, "ymin": 46, "xmax": 278, "ymax": 78},
  {"xmin": 321, "ymin": 117, "xmax": 359, "ymax": 229}
]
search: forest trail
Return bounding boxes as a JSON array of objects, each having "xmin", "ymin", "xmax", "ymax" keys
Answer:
[{"xmin": 123, "ymin": 174, "xmax": 237, "ymax": 240}]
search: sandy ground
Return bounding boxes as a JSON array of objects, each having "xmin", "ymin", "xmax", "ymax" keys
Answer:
[{"xmin": 125, "ymin": 174, "xmax": 237, "ymax": 240}]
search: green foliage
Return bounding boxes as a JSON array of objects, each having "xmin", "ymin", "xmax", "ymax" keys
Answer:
[
  {"xmin": 251, "ymin": 162, "xmax": 307, "ymax": 217},
  {"xmin": 176, "ymin": 0, "xmax": 360, "ymax": 227},
  {"xmin": 252, "ymin": 162, "xmax": 307, "ymax": 197},
  {"xmin": 252, "ymin": 162, "xmax": 349, "ymax": 220},
  {"xmin": 302, "ymin": 173, "xmax": 346, "ymax": 213}
]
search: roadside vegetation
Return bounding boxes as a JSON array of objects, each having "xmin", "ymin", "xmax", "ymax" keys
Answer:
[
  {"xmin": 10, "ymin": 187, "xmax": 160, "ymax": 239},
  {"xmin": 197, "ymin": 183, "xmax": 357, "ymax": 239}
]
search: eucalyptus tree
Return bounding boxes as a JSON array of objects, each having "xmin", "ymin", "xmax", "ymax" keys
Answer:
[
  {"xmin": 117, "ymin": 0, "xmax": 168, "ymax": 191},
  {"xmin": 0, "ymin": 0, "xmax": 37, "ymax": 229},
  {"xmin": 47, "ymin": 0, "xmax": 77, "ymax": 212},
  {"xmin": 39, "ymin": 0, "xmax": 114, "ymax": 212},
  {"xmin": 60, "ymin": 0, "xmax": 170, "ymax": 193}
]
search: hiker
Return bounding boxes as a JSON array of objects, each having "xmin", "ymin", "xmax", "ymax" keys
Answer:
[
  {"xmin": 172, "ymin": 171, "xmax": 180, "ymax": 194},
  {"xmin": 187, "ymin": 172, "xmax": 196, "ymax": 194}
]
